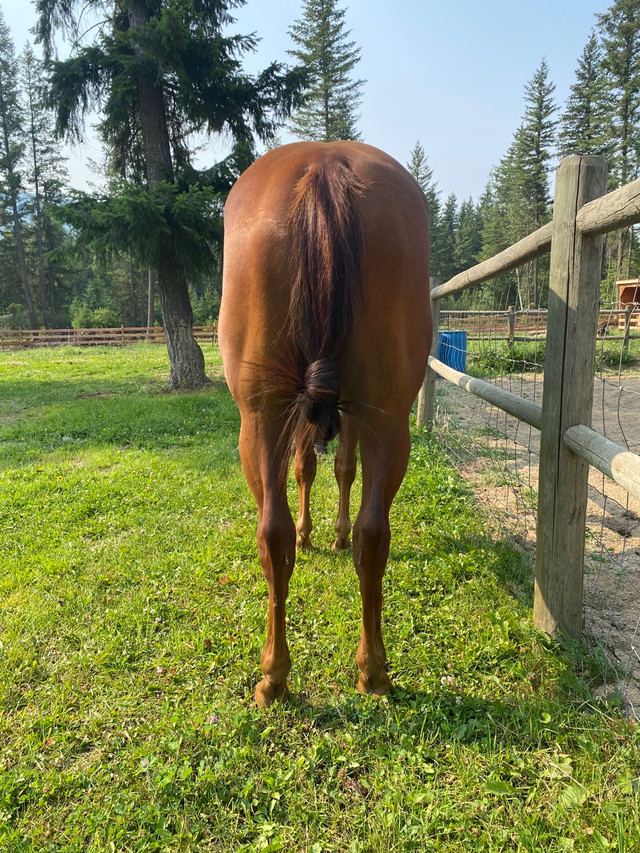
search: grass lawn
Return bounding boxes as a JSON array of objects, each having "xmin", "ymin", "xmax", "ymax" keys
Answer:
[{"xmin": 0, "ymin": 344, "xmax": 638, "ymax": 852}]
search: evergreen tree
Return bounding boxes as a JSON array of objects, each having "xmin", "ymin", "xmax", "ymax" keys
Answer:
[
  {"xmin": 21, "ymin": 42, "xmax": 69, "ymax": 328},
  {"xmin": 517, "ymin": 58, "xmax": 557, "ymax": 234},
  {"xmin": 0, "ymin": 10, "xmax": 37, "ymax": 328},
  {"xmin": 476, "ymin": 182, "xmax": 518, "ymax": 310},
  {"xmin": 454, "ymin": 198, "xmax": 482, "ymax": 276},
  {"xmin": 37, "ymin": 0, "xmax": 304, "ymax": 389},
  {"xmin": 557, "ymin": 31, "xmax": 613, "ymax": 161},
  {"xmin": 406, "ymin": 140, "xmax": 441, "ymax": 278},
  {"xmin": 478, "ymin": 60, "xmax": 556, "ymax": 309},
  {"xmin": 596, "ymin": 0, "xmax": 640, "ymax": 279},
  {"xmin": 288, "ymin": 0, "xmax": 365, "ymax": 141},
  {"xmin": 596, "ymin": 0, "xmax": 640, "ymax": 187},
  {"xmin": 439, "ymin": 193, "xmax": 458, "ymax": 285}
]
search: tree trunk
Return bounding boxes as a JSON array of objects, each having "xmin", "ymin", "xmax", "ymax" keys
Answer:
[
  {"xmin": 147, "ymin": 269, "xmax": 155, "ymax": 332},
  {"xmin": 158, "ymin": 249, "xmax": 206, "ymax": 388},
  {"xmin": 625, "ymin": 225, "xmax": 634, "ymax": 279},
  {"xmin": 34, "ymin": 193, "xmax": 50, "ymax": 328},
  {"xmin": 140, "ymin": 269, "xmax": 145, "ymax": 327},
  {"xmin": 129, "ymin": 0, "xmax": 209, "ymax": 390},
  {"xmin": 128, "ymin": 256, "xmax": 137, "ymax": 326},
  {"xmin": 45, "ymin": 218, "xmax": 58, "ymax": 327},
  {"xmin": 11, "ymin": 197, "xmax": 38, "ymax": 329},
  {"xmin": 616, "ymin": 228, "xmax": 624, "ymax": 280}
]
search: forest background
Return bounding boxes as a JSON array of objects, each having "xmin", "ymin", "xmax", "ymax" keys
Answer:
[{"xmin": 0, "ymin": 0, "xmax": 638, "ymax": 340}]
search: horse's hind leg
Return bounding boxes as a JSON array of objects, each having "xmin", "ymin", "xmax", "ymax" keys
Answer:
[
  {"xmin": 239, "ymin": 413, "xmax": 295, "ymax": 707},
  {"xmin": 333, "ymin": 414, "xmax": 358, "ymax": 553},
  {"xmin": 294, "ymin": 436, "xmax": 316, "ymax": 550},
  {"xmin": 353, "ymin": 422, "xmax": 411, "ymax": 697}
]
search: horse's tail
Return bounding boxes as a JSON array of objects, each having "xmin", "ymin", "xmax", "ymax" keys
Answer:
[{"xmin": 288, "ymin": 155, "xmax": 365, "ymax": 447}]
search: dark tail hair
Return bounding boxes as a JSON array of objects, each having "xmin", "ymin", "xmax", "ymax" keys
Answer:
[{"xmin": 288, "ymin": 156, "xmax": 365, "ymax": 446}]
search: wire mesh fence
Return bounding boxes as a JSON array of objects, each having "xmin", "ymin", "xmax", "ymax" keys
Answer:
[{"xmin": 431, "ymin": 305, "xmax": 640, "ymax": 719}]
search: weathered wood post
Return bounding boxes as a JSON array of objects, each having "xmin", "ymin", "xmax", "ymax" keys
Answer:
[
  {"xmin": 417, "ymin": 278, "xmax": 440, "ymax": 427},
  {"xmin": 507, "ymin": 305, "xmax": 516, "ymax": 348},
  {"xmin": 534, "ymin": 156, "xmax": 607, "ymax": 638},
  {"xmin": 622, "ymin": 302, "xmax": 633, "ymax": 354}
]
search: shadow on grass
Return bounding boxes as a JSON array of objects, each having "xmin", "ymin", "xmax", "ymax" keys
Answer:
[
  {"xmin": 279, "ymin": 684, "xmax": 589, "ymax": 750},
  {"xmin": 278, "ymin": 646, "xmax": 612, "ymax": 751}
]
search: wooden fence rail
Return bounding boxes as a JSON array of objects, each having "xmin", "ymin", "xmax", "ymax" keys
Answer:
[
  {"xmin": 0, "ymin": 325, "xmax": 218, "ymax": 351},
  {"xmin": 420, "ymin": 155, "xmax": 640, "ymax": 639},
  {"xmin": 438, "ymin": 307, "xmax": 639, "ymax": 342}
]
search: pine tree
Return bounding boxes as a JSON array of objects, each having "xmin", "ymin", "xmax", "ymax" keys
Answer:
[
  {"xmin": 288, "ymin": 0, "xmax": 365, "ymax": 141},
  {"xmin": 406, "ymin": 140, "xmax": 441, "ymax": 278},
  {"xmin": 0, "ymin": 10, "xmax": 37, "ymax": 328},
  {"xmin": 478, "ymin": 60, "xmax": 556, "ymax": 309},
  {"xmin": 476, "ymin": 182, "xmax": 517, "ymax": 310},
  {"xmin": 439, "ymin": 193, "xmax": 458, "ymax": 286},
  {"xmin": 596, "ymin": 0, "xmax": 640, "ymax": 279},
  {"xmin": 21, "ymin": 42, "xmax": 69, "ymax": 328},
  {"xmin": 596, "ymin": 0, "xmax": 640, "ymax": 187},
  {"xmin": 517, "ymin": 59, "xmax": 557, "ymax": 234},
  {"xmin": 454, "ymin": 198, "xmax": 482, "ymax": 276},
  {"xmin": 37, "ymin": 0, "xmax": 304, "ymax": 388},
  {"xmin": 557, "ymin": 31, "xmax": 613, "ymax": 161}
]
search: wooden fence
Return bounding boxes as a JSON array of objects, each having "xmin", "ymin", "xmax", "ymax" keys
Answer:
[
  {"xmin": 3, "ymin": 309, "xmax": 634, "ymax": 353},
  {"xmin": 418, "ymin": 155, "xmax": 640, "ymax": 639},
  {"xmin": 0, "ymin": 325, "xmax": 218, "ymax": 351},
  {"xmin": 439, "ymin": 306, "xmax": 640, "ymax": 345}
]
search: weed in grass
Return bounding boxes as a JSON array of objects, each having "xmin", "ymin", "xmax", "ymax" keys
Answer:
[{"xmin": 0, "ymin": 345, "xmax": 638, "ymax": 852}]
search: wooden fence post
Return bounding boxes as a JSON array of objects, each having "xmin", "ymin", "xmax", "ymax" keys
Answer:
[
  {"xmin": 417, "ymin": 278, "xmax": 440, "ymax": 427},
  {"xmin": 534, "ymin": 156, "xmax": 607, "ymax": 638},
  {"xmin": 507, "ymin": 305, "xmax": 516, "ymax": 348},
  {"xmin": 622, "ymin": 302, "xmax": 633, "ymax": 353}
]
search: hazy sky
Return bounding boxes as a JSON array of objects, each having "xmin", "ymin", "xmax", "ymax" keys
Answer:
[{"xmin": 4, "ymin": 0, "xmax": 608, "ymax": 200}]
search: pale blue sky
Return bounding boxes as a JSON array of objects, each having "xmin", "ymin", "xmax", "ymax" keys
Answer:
[{"xmin": 5, "ymin": 0, "xmax": 608, "ymax": 200}]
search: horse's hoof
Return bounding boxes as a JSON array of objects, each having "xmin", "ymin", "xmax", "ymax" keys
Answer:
[
  {"xmin": 357, "ymin": 671, "xmax": 392, "ymax": 699},
  {"xmin": 255, "ymin": 677, "xmax": 289, "ymax": 708},
  {"xmin": 296, "ymin": 534, "xmax": 313, "ymax": 551},
  {"xmin": 331, "ymin": 536, "xmax": 351, "ymax": 554}
]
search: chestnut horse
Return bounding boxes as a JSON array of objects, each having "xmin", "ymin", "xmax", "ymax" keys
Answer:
[{"xmin": 219, "ymin": 141, "xmax": 431, "ymax": 707}]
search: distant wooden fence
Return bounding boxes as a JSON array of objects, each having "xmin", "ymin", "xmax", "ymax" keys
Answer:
[
  {"xmin": 0, "ymin": 325, "xmax": 218, "ymax": 351},
  {"xmin": 4, "ymin": 310, "xmax": 635, "ymax": 353},
  {"xmin": 418, "ymin": 155, "xmax": 640, "ymax": 640},
  {"xmin": 439, "ymin": 306, "xmax": 640, "ymax": 345}
]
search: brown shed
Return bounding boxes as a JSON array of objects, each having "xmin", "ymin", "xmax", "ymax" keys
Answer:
[{"xmin": 618, "ymin": 278, "xmax": 640, "ymax": 307}]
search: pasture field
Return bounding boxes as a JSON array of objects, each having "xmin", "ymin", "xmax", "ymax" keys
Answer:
[{"xmin": 0, "ymin": 345, "xmax": 638, "ymax": 852}]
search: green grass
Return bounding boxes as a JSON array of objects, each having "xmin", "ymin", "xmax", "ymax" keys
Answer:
[
  {"xmin": 595, "ymin": 340, "xmax": 638, "ymax": 373},
  {"xmin": 0, "ymin": 345, "xmax": 638, "ymax": 852},
  {"xmin": 466, "ymin": 341, "xmax": 546, "ymax": 378},
  {"xmin": 466, "ymin": 338, "xmax": 640, "ymax": 380}
]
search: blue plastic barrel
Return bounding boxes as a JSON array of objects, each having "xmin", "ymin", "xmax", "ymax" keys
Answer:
[{"xmin": 437, "ymin": 330, "xmax": 467, "ymax": 372}]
